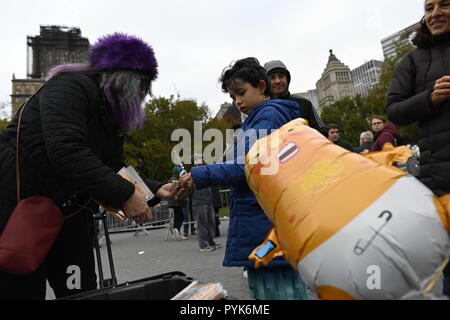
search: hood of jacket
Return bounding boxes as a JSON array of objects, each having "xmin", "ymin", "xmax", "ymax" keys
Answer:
[
  {"xmin": 378, "ymin": 122, "xmax": 400, "ymax": 139},
  {"xmin": 243, "ymin": 99, "xmax": 300, "ymax": 129}
]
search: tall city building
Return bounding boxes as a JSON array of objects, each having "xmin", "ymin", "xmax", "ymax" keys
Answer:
[
  {"xmin": 316, "ymin": 50, "xmax": 356, "ymax": 110},
  {"xmin": 307, "ymin": 89, "xmax": 320, "ymax": 115},
  {"xmin": 27, "ymin": 25, "xmax": 90, "ymax": 79},
  {"xmin": 292, "ymin": 92, "xmax": 309, "ymax": 100},
  {"xmin": 381, "ymin": 23, "xmax": 419, "ymax": 59},
  {"xmin": 293, "ymin": 91, "xmax": 321, "ymax": 115},
  {"xmin": 11, "ymin": 75, "xmax": 45, "ymax": 116},
  {"xmin": 11, "ymin": 25, "xmax": 90, "ymax": 115},
  {"xmin": 351, "ymin": 60, "xmax": 384, "ymax": 97},
  {"xmin": 215, "ymin": 102, "xmax": 243, "ymax": 127}
]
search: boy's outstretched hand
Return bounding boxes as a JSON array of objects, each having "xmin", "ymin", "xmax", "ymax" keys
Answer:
[
  {"xmin": 178, "ymin": 173, "xmax": 196, "ymax": 191},
  {"xmin": 156, "ymin": 183, "xmax": 188, "ymax": 200}
]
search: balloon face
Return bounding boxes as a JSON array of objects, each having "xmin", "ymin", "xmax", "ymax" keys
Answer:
[{"xmin": 247, "ymin": 119, "xmax": 450, "ymax": 300}]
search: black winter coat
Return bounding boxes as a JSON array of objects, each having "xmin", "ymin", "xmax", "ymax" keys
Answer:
[
  {"xmin": 386, "ymin": 37, "xmax": 450, "ymax": 195},
  {"xmin": 354, "ymin": 142, "xmax": 373, "ymax": 154},
  {"xmin": 0, "ymin": 72, "xmax": 161, "ymax": 233},
  {"xmin": 279, "ymin": 93, "xmax": 324, "ymax": 131},
  {"xmin": 334, "ymin": 139, "xmax": 354, "ymax": 152}
]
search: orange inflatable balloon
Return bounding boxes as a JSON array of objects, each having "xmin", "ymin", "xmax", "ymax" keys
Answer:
[{"xmin": 246, "ymin": 119, "xmax": 450, "ymax": 300}]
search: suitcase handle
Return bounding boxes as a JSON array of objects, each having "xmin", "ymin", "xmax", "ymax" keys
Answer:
[{"xmin": 93, "ymin": 210, "xmax": 118, "ymax": 288}]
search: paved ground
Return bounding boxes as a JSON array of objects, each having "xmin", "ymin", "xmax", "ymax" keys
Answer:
[
  {"xmin": 97, "ymin": 219, "xmax": 251, "ymax": 300},
  {"xmin": 46, "ymin": 218, "xmax": 445, "ymax": 300},
  {"xmin": 47, "ymin": 218, "xmax": 250, "ymax": 300}
]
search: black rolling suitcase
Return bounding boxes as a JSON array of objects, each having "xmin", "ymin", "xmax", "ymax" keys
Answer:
[
  {"xmin": 63, "ymin": 210, "xmax": 194, "ymax": 300},
  {"xmin": 63, "ymin": 271, "xmax": 194, "ymax": 300}
]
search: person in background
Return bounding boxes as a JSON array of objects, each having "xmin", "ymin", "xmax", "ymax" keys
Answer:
[
  {"xmin": 211, "ymin": 185, "xmax": 222, "ymax": 237},
  {"xmin": 264, "ymin": 60, "xmax": 324, "ymax": 131},
  {"xmin": 326, "ymin": 123, "xmax": 354, "ymax": 152},
  {"xmin": 182, "ymin": 200, "xmax": 196, "ymax": 238},
  {"xmin": 385, "ymin": 0, "xmax": 450, "ymax": 297},
  {"xmin": 370, "ymin": 116, "xmax": 400, "ymax": 152},
  {"xmin": 190, "ymin": 154, "xmax": 220, "ymax": 252},
  {"xmin": 354, "ymin": 131, "xmax": 374, "ymax": 154},
  {"xmin": 167, "ymin": 166, "xmax": 187, "ymax": 240}
]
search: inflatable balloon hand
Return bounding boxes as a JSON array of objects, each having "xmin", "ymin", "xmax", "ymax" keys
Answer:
[
  {"xmin": 436, "ymin": 194, "xmax": 450, "ymax": 235},
  {"xmin": 248, "ymin": 228, "xmax": 285, "ymax": 268},
  {"xmin": 363, "ymin": 143, "xmax": 412, "ymax": 168},
  {"xmin": 246, "ymin": 119, "xmax": 450, "ymax": 300}
]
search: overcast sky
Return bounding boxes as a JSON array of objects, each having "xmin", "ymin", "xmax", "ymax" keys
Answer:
[{"xmin": 0, "ymin": 0, "xmax": 424, "ymax": 118}]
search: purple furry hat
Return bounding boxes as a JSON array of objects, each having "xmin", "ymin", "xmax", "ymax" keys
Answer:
[{"xmin": 89, "ymin": 33, "xmax": 158, "ymax": 80}]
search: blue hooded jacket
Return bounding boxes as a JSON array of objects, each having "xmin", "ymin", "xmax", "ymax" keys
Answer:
[{"xmin": 191, "ymin": 99, "xmax": 300, "ymax": 268}]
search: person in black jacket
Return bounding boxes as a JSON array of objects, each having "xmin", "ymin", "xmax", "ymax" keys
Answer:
[
  {"xmin": 167, "ymin": 166, "xmax": 187, "ymax": 240},
  {"xmin": 0, "ymin": 33, "xmax": 183, "ymax": 300},
  {"xmin": 385, "ymin": 0, "xmax": 450, "ymax": 297},
  {"xmin": 354, "ymin": 131, "xmax": 374, "ymax": 154},
  {"xmin": 264, "ymin": 60, "xmax": 325, "ymax": 131}
]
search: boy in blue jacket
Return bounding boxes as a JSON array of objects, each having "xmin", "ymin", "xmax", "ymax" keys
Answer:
[{"xmin": 179, "ymin": 58, "xmax": 308, "ymax": 300}]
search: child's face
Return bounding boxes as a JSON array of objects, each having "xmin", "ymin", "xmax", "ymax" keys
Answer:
[{"xmin": 228, "ymin": 79, "xmax": 267, "ymax": 115}]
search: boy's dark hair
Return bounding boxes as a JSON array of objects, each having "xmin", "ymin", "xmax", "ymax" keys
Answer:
[{"xmin": 220, "ymin": 57, "xmax": 271, "ymax": 96}]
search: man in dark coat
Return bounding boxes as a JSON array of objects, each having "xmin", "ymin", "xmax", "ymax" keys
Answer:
[
  {"xmin": 0, "ymin": 33, "xmax": 181, "ymax": 300},
  {"xmin": 354, "ymin": 131, "xmax": 374, "ymax": 154},
  {"xmin": 264, "ymin": 60, "xmax": 325, "ymax": 131}
]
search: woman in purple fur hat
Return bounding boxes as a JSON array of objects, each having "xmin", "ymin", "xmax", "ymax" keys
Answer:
[{"xmin": 0, "ymin": 33, "xmax": 183, "ymax": 299}]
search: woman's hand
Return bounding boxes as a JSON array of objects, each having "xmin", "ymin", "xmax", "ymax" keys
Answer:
[
  {"xmin": 155, "ymin": 183, "xmax": 188, "ymax": 199},
  {"xmin": 121, "ymin": 191, "xmax": 153, "ymax": 223},
  {"xmin": 430, "ymin": 76, "xmax": 450, "ymax": 106}
]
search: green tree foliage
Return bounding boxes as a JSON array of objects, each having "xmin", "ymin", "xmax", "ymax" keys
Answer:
[
  {"xmin": 321, "ymin": 95, "xmax": 372, "ymax": 146},
  {"xmin": 368, "ymin": 43, "xmax": 419, "ymax": 143},
  {"xmin": 0, "ymin": 119, "xmax": 9, "ymax": 132},
  {"xmin": 202, "ymin": 117, "xmax": 234, "ymax": 163},
  {"xmin": 321, "ymin": 43, "xmax": 418, "ymax": 146},
  {"xmin": 0, "ymin": 101, "xmax": 10, "ymax": 132},
  {"xmin": 368, "ymin": 43, "xmax": 415, "ymax": 114},
  {"xmin": 124, "ymin": 96, "xmax": 232, "ymax": 181}
]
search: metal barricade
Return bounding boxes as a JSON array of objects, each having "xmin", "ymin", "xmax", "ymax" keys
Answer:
[
  {"xmin": 106, "ymin": 201, "xmax": 171, "ymax": 234},
  {"xmin": 219, "ymin": 189, "xmax": 231, "ymax": 208}
]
